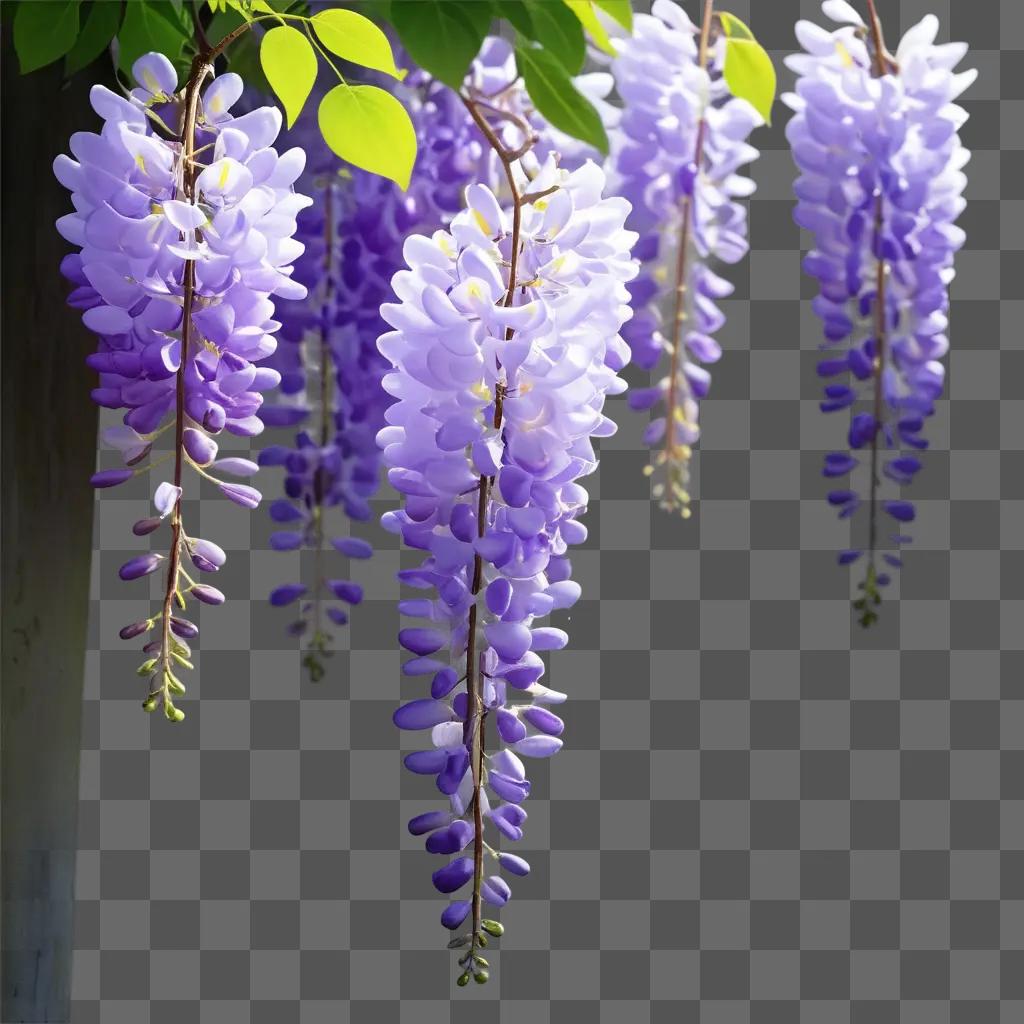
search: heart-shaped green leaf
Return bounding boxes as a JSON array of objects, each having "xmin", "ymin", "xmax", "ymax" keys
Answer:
[
  {"xmin": 318, "ymin": 83, "xmax": 417, "ymax": 190},
  {"xmin": 724, "ymin": 35, "xmax": 776, "ymax": 125},
  {"xmin": 311, "ymin": 8, "xmax": 405, "ymax": 80},
  {"xmin": 260, "ymin": 25, "xmax": 317, "ymax": 129}
]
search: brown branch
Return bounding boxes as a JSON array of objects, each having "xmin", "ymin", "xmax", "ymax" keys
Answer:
[
  {"xmin": 862, "ymin": 0, "xmax": 898, "ymax": 612},
  {"xmin": 865, "ymin": 0, "xmax": 899, "ymax": 76},
  {"xmin": 308, "ymin": 182, "xmax": 336, "ymax": 676},
  {"xmin": 660, "ymin": 0, "xmax": 715, "ymax": 515},
  {"xmin": 158, "ymin": 56, "xmax": 213, "ymax": 713},
  {"xmin": 458, "ymin": 91, "xmax": 532, "ymax": 961}
]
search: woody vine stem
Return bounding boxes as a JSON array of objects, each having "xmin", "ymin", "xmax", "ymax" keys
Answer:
[
  {"xmin": 155, "ymin": 24, "xmax": 251, "ymax": 715},
  {"xmin": 859, "ymin": 0, "xmax": 899, "ymax": 625},
  {"xmin": 305, "ymin": 182, "xmax": 336, "ymax": 682},
  {"xmin": 457, "ymin": 88, "xmax": 534, "ymax": 972},
  {"xmin": 660, "ymin": 0, "xmax": 715, "ymax": 517}
]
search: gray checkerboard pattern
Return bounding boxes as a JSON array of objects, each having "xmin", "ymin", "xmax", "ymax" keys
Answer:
[{"xmin": 69, "ymin": 0, "xmax": 1023, "ymax": 1020}]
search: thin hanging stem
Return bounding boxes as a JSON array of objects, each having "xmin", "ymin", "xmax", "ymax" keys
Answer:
[
  {"xmin": 459, "ymin": 90, "xmax": 531, "ymax": 958},
  {"xmin": 861, "ymin": 0, "xmax": 897, "ymax": 617},
  {"xmin": 307, "ymin": 182, "xmax": 336, "ymax": 679},
  {"xmin": 158, "ymin": 53, "xmax": 213, "ymax": 711},
  {"xmin": 660, "ymin": 0, "xmax": 714, "ymax": 516},
  {"xmin": 865, "ymin": 0, "xmax": 900, "ymax": 75}
]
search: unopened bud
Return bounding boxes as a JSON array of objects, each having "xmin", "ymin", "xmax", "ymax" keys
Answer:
[
  {"xmin": 165, "ymin": 673, "xmax": 186, "ymax": 696},
  {"xmin": 120, "ymin": 619, "xmax": 152, "ymax": 641},
  {"xmin": 164, "ymin": 702, "xmax": 185, "ymax": 723},
  {"xmin": 170, "ymin": 616, "xmax": 198, "ymax": 639},
  {"xmin": 132, "ymin": 517, "xmax": 162, "ymax": 536}
]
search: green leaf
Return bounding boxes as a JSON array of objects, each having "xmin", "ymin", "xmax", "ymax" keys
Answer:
[
  {"xmin": 593, "ymin": 0, "xmax": 630, "ymax": 31},
  {"xmin": 260, "ymin": 25, "xmax": 317, "ymax": 128},
  {"xmin": 723, "ymin": 35, "xmax": 776, "ymax": 125},
  {"xmin": 518, "ymin": 0, "xmax": 583, "ymax": 74},
  {"xmin": 117, "ymin": 1, "xmax": 189, "ymax": 75},
  {"xmin": 561, "ymin": 1, "xmax": 615, "ymax": 56},
  {"xmin": 717, "ymin": 11, "xmax": 755, "ymax": 41},
  {"xmin": 388, "ymin": 0, "xmax": 486, "ymax": 90},
  {"xmin": 14, "ymin": 0, "xmax": 80, "ymax": 73},
  {"xmin": 312, "ymin": 8, "xmax": 404, "ymax": 80},
  {"xmin": 318, "ymin": 83, "xmax": 417, "ymax": 189},
  {"xmin": 516, "ymin": 44, "xmax": 607, "ymax": 154},
  {"xmin": 64, "ymin": 0, "xmax": 123, "ymax": 77}
]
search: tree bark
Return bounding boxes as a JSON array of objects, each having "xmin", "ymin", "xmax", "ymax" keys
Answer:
[{"xmin": 1, "ymin": 33, "xmax": 104, "ymax": 1024}]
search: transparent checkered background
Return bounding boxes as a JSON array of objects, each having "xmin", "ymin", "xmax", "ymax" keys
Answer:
[{"xmin": 69, "ymin": 0, "xmax": 1024, "ymax": 1020}]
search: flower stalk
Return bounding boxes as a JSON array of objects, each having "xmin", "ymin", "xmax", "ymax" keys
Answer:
[
  {"xmin": 787, "ymin": 0, "xmax": 974, "ymax": 624},
  {"xmin": 661, "ymin": 0, "xmax": 715, "ymax": 517}
]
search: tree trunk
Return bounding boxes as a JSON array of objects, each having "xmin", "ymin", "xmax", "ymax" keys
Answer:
[{"xmin": 2, "ymin": 33, "xmax": 104, "ymax": 1024}]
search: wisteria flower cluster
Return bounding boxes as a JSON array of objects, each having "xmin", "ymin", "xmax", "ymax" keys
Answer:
[
  {"xmin": 378, "ymin": 140, "xmax": 636, "ymax": 975},
  {"xmin": 56, "ymin": 51, "xmax": 309, "ymax": 717},
  {"xmin": 258, "ymin": 63, "xmax": 500, "ymax": 677},
  {"xmin": 785, "ymin": 0, "xmax": 974, "ymax": 623},
  {"xmin": 259, "ymin": 37, "xmax": 614, "ymax": 676},
  {"xmin": 609, "ymin": 0, "xmax": 762, "ymax": 516}
]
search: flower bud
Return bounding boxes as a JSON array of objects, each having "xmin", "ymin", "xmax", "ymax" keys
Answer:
[
  {"xmin": 218, "ymin": 482, "xmax": 261, "ymax": 509},
  {"xmin": 91, "ymin": 468, "xmax": 133, "ymax": 489},
  {"xmin": 164, "ymin": 702, "xmax": 185, "ymax": 723},
  {"xmin": 190, "ymin": 583, "xmax": 225, "ymax": 605},
  {"xmin": 213, "ymin": 457, "xmax": 259, "ymax": 477},
  {"xmin": 119, "ymin": 620, "xmax": 152, "ymax": 641},
  {"xmin": 170, "ymin": 616, "xmax": 198, "ymax": 639},
  {"xmin": 132, "ymin": 517, "xmax": 163, "ymax": 536},
  {"xmin": 183, "ymin": 427, "xmax": 218, "ymax": 466},
  {"xmin": 119, "ymin": 553, "xmax": 164, "ymax": 581},
  {"xmin": 190, "ymin": 538, "xmax": 226, "ymax": 570},
  {"xmin": 269, "ymin": 583, "xmax": 306, "ymax": 607}
]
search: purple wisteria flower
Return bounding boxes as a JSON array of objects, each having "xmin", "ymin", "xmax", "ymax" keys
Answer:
[
  {"xmin": 378, "ymin": 136, "xmax": 637, "ymax": 977},
  {"xmin": 785, "ymin": 0, "xmax": 974, "ymax": 623},
  {"xmin": 258, "ymin": 38, "xmax": 608, "ymax": 678},
  {"xmin": 257, "ymin": 60, "xmax": 498, "ymax": 678},
  {"xmin": 55, "ymin": 51, "xmax": 309, "ymax": 716},
  {"xmin": 608, "ymin": 0, "xmax": 762, "ymax": 517}
]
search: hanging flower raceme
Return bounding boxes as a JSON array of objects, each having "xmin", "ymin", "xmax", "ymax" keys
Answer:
[
  {"xmin": 55, "ymin": 51, "xmax": 310, "ymax": 717},
  {"xmin": 378, "ymin": 126, "xmax": 636, "ymax": 978},
  {"xmin": 257, "ymin": 62, "xmax": 500, "ymax": 677},
  {"xmin": 258, "ymin": 36, "xmax": 608, "ymax": 678},
  {"xmin": 608, "ymin": 0, "xmax": 762, "ymax": 516},
  {"xmin": 785, "ymin": 0, "xmax": 973, "ymax": 624}
]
